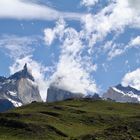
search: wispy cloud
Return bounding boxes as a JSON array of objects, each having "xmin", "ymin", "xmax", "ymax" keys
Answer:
[
  {"xmin": 129, "ymin": 36, "xmax": 140, "ymax": 47},
  {"xmin": 43, "ymin": 0, "xmax": 140, "ymax": 95},
  {"xmin": 79, "ymin": 0, "xmax": 140, "ymax": 61},
  {"xmin": 0, "ymin": 35, "xmax": 36, "ymax": 59},
  {"xmin": 122, "ymin": 68, "xmax": 140, "ymax": 90},
  {"xmin": 0, "ymin": 0, "xmax": 83, "ymax": 20},
  {"xmin": 81, "ymin": 0, "xmax": 99, "ymax": 7}
]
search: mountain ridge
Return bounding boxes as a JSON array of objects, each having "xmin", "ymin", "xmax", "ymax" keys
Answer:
[
  {"xmin": 103, "ymin": 84, "xmax": 140, "ymax": 103},
  {"xmin": 0, "ymin": 64, "xmax": 42, "ymax": 110},
  {"xmin": 0, "ymin": 64, "xmax": 140, "ymax": 112}
]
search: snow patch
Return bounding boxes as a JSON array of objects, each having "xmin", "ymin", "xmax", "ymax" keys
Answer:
[
  {"xmin": 112, "ymin": 87, "xmax": 126, "ymax": 95},
  {"xmin": 7, "ymin": 98, "xmax": 22, "ymax": 107},
  {"xmin": 8, "ymin": 91, "xmax": 17, "ymax": 97}
]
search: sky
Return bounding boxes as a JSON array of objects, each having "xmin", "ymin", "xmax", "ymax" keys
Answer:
[{"xmin": 0, "ymin": 0, "xmax": 140, "ymax": 101}]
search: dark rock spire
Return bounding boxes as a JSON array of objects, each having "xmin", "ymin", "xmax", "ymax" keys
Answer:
[
  {"xmin": 23, "ymin": 63, "xmax": 28, "ymax": 71},
  {"xmin": 8, "ymin": 63, "xmax": 35, "ymax": 81}
]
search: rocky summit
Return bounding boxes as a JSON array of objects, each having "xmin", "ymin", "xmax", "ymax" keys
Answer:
[
  {"xmin": 103, "ymin": 84, "xmax": 140, "ymax": 103},
  {"xmin": 0, "ymin": 64, "xmax": 42, "ymax": 110}
]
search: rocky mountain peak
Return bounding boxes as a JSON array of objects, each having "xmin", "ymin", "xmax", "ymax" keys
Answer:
[
  {"xmin": 9, "ymin": 63, "xmax": 34, "ymax": 81},
  {"xmin": 115, "ymin": 84, "xmax": 140, "ymax": 95},
  {"xmin": 0, "ymin": 76, "xmax": 6, "ymax": 83},
  {"xmin": 103, "ymin": 84, "xmax": 140, "ymax": 103},
  {"xmin": 0, "ymin": 64, "xmax": 42, "ymax": 110},
  {"xmin": 23, "ymin": 63, "xmax": 28, "ymax": 72}
]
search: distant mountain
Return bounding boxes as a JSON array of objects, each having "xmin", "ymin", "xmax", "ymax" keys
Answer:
[
  {"xmin": 0, "ymin": 64, "xmax": 42, "ymax": 110},
  {"xmin": 47, "ymin": 86, "xmax": 84, "ymax": 102},
  {"xmin": 85, "ymin": 93, "xmax": 102, "ymax": 100},
  {"xmin": 103, "ymin": 84, "xmax": 140, "ymax": 103}
]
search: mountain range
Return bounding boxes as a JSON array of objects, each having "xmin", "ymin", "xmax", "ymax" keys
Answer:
[
  {"xmin": 103, "ymin": 84, "xmax": 140, "ymax": 103},
  {"xmin": 0, "ymin": 64, "xmax": 140, "ymax": 112}
]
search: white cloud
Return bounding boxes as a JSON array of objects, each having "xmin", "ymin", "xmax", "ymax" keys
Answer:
[
  {"xmin": 44, "ymin": 19, "xmax": 66, "ymax": 46},
  {"xmin": 81, "ymin": 0, "xmax": 140, "ymax": 49},
  {"xmin": 102, "ymin": 35, "xmax": 140, "ymax": 60},
  {"xmin": 128, "ymin": 0, "xmax": 140, "ymax": 13},
  {"xmin": 129, "ymin": 36, "xmax": 140, "ymax": 47},
  {"xmin": 43, "ymin": 0, "xmax": 140, "ymax": 95},
  {"xmin": 0, "ymin": 35, "xmax": 36, "ymax": 59},
  {"xmin": 43, "ymin": 0, "xmax": 140, "ymax": 93},
  {"xmin": 44, "ymin": 29, "xmax": 56, "ymax": 46},
  {"xmin": 122, "ymin": 68, "xmax": 140, "ymax": 90},
  {"xmin": 79, "ymin": 0, "xmax": 140, "ymax": 60},
  {"xmin": 50, "ymin": 55, "xmax": 97, "ymax": 94},
  {"xmin": 0, "ymin": 0, "xmax": 83, "ymax": 21},
  {"xmin": 44, "ymin": 19, "xmax": 98, "ymax": 95},
  {"xmin": 81, "ymin": 0, "xmax": 99, "ymax": 7},
  {"xmin": 108, "ymin": 48, "xmax": 124, "ymax": 60}
]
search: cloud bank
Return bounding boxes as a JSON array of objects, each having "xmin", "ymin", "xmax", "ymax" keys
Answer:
[
  {"xmin": 0, "ymin": 35, "xmax": 35, "ymax": 59},
  {"xmin": 81, "ymin": 0, "xmax": 99, "ymax": 7},
  {"xmin": 0, "ymin": 0, "xmax": 83, "ymax": 20},
  {"xmin": 44, "ymin": 19, "xmax": 98, "ymax": 94},
  {"xmin": 43, "ymin": 0, "xmax": 140, "ymax": 94}
]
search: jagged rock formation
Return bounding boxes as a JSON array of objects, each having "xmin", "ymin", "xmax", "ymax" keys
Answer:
[
  {"xmin": 0, "ymin": 64, "xmax": 42, "ymax": 109},
  {"xmin": 103, "ymin": 84, "xmax": 140, "ymax": 103},
  {"xmin": 47, "ymin": 86, "xmax": 84, "ymax": 102}
]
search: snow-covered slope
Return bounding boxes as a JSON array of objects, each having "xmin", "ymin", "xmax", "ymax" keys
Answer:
[
  {"xmin": 103, "ymin": 84, "xmax": 140, "ymax": 103},
  {"xmin": 0, "ymin": 64, "xmax": 42, "ymax": 108}
]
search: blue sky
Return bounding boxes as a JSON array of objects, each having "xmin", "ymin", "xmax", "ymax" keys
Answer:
[{"xmin": 0, "ymin": 0, "xmax": 140, "ymax": 100}]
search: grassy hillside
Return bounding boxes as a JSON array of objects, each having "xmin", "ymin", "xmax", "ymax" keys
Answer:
[{"xmin": 0, "ymin": 99, "xmax": 140, "ymax": 140}]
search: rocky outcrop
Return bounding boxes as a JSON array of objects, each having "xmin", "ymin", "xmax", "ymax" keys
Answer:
[
  {"xmin": 47, "ymin": 86, "xmax": 84, "ymax": 102},
  {"xmin": 103, "ymin": 84, "xmax": 140, "ymax": 103},
  {"xmin": 0, "ymin": 64, "xmax": 42, "ymax": 108}
]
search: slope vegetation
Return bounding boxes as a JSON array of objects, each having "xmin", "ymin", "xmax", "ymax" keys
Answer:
[{"xmin": 0, "ymin": 99, "xmax": 140, "ymax": 140}]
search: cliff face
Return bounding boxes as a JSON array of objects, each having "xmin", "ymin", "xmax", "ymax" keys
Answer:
[
  {"xmin": 17, "ymin": 78, "xmax": 42, "ymax": 105},
  {"xmin": 0, "ymin": 64, "xmax": 42, "ymax": 108},
  {"xmin": 47, "ymin": 86, "xmax": 84, "ymax": 102}
]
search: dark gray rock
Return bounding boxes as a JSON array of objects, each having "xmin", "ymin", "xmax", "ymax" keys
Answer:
[
  {"xmin": 0, "ymin": 99, "xmax": 14, "ymax": 112},
  {"xmin": 47, "ymin": 86, "xmax": 83, "ymax": 102},
  {"xmin": 9, "ymin": 63, "xmax": 34, "ymax": 81},
  {"xmin": 0, "ymin": 64, "xmax": 42, "ymax": 107}
]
